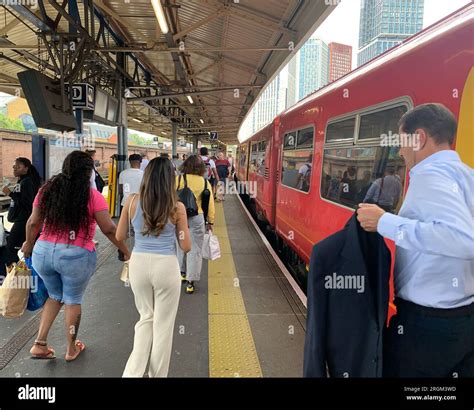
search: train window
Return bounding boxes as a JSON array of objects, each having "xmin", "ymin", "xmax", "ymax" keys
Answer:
[
  {"xmin": 326, "ymin": 118, "xmax": 356, "ymax": 142},
  {"xmin": 250, "ymin": 142, "xmax": 259, "ymax": 173},
  {"xmin": 257, "ymin": 141, "xmax": 267, "ymax": 176},
  {"xmin": 320, "ymin": 146, "xmax": 406, "ymax": 213},
  {"xmin": 281, "ymin": 127, "xmax": 314, "ymax": 193},
  {"xmin": 239, "ymin": 145, "xmax": 247, "ymax": 167},
  {"xmin": 358, "ymin": 105, "xmax": 408, "ymax": 140},
  {"xmin": 283, "ymin": 132, "xmax": 297, "ymax": 150},
  {"xmin": 297, "ymin": 127, "xmax": 314, "ymax": 149}
]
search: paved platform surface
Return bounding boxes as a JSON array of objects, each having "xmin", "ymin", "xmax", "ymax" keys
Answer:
[{"xmin": 0, "ymin": 194, "xmax": 306, "ymax": 377}]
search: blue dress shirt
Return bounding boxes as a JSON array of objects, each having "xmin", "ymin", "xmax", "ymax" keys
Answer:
[{"xmin": 377, "ymin": 150, "xmax": 474, "ymax": 308}]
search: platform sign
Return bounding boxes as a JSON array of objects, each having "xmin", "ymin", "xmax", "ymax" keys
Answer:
[
  {"xmin": 66, "ymin": 83, "xmax": 95, "ymax": 110},
  {"xmin": 211, "ymin": 143, "xmax": 219, "ymax": 149},
  {"xmin": 210, "ymin": 131, "xmax": 218, "ymax": 140}
]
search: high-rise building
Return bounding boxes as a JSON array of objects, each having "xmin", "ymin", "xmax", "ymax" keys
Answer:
[
  {"xmin": 298, "ymin": 39, "xmax": 329, "ymax": 100},
  {"xmin": 358, "ymin": 0, "xmax": 424, "ymax": 67},
  {"xmin": 286, "ymin": 57, "xmax": 298, "ymax": 108},
  {"xmin": 328, "ymin": 42, "xmax": 352, "ymax": 82}
]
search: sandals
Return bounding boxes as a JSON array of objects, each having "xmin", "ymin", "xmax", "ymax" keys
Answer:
[
  {"xmin": 65, "ymin": 340, "xmax": 86, "ymax": 362},
  {"xmin": 30, "ymin": 340, "xmax": 56, "ymax": 360}
]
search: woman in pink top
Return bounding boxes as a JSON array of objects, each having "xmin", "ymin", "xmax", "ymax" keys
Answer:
[{"xmin": 21, "ymin": 151, "xmax": 130, "ymax": 361}]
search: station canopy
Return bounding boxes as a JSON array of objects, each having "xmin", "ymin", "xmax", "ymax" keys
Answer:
[{"xmin": 0, "ymin": 0, "xmax": 334, "ymax": 144}]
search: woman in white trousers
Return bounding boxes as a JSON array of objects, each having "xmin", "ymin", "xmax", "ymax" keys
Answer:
[{"xmin": 116, "ymin": 157, "xmax": 191, "ymax": 377}]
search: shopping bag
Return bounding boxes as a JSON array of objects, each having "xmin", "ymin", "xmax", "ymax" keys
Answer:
[
  {"xmin": 202, "ymin": 232, "xmax": 221, "ymax": 261},
  {"xmin": 0, "ymin": 260, "xmax": 31, "ymax": 318},
  {"xmin": 0, "ymin": 216, "xmax": 7, "ymax": 247},
  {"xmin": 25, "ymin": 257, "xmax": 48, "ymax": 311}
]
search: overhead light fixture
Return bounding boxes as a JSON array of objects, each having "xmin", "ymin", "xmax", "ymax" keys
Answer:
[
  {"xmin": 151, "ymin": 0, "xmax": 169, "ymax": 35},
  {"xmin": 187, "ymin": 96, "xmax": 194, "ymax": 104},
  {"xmin": 132, "ymin": 118, "xmax": 142, "ymax": 123},
  {"xmin": 162, "ymin": 131, "xmax": 167, "ymax": 135},
  {"xmin": 200, "ymin": 119, "xmax": 204, "ymax": 124}
]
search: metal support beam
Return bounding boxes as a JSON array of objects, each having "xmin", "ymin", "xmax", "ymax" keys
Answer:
[
  {"xmin": 9, "ymin": 4, "xmax": 53, "ymax": 33},
  {"xmin": 173, "ymin": 8, "xmax": 226, "ymax": 41},
  {"xmin": 171, "ymin": 122, "xmax": 178, "ymax": 158},
  {"xmin": 128, "ymin": 87, "xmax": 261, "ymax": 102},
  {"xmin": 193, "ymin": 136, "xmax": 199, "ymax": 153}
]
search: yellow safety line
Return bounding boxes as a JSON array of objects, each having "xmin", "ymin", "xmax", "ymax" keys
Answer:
[{"xmin": 208, "ymin": 203, "xmax": 263, "ymax": 377}]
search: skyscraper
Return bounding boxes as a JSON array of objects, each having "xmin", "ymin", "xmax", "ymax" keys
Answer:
[
  {"xmin": 298, "ymin": 39, "xmax": 329, "ymax": 100},
  {"xmin": 328, "ymin": 42, "xmax": 352, "ymax": 82},
  {"xmin": 358, "ymin": 0, "xmax": 424, "ymax": 67}
]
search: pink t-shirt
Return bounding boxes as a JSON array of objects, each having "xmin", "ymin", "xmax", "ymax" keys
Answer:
[{"xmin": 33, "ymin": 188, "xmax": 109, "ymax": 251}]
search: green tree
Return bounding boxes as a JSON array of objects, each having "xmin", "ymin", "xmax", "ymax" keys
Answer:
[
  {"xmin": 128, "ymin": 133, "xmax": 150, "ymax": 146},
  {"xmin": 0, "ymin": 112, "xmax": 26, "ymax": 131}
]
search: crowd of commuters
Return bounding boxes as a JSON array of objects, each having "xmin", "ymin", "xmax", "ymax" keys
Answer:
[
  {"xmin": 0, "ymin": 145, "xmax": 231, "ymax": 377},
  {"xmin": 2, "ymin": 103, "xmax": 468, "ymax": 379}
]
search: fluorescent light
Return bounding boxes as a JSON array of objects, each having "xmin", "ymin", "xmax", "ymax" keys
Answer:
[
  {"xmin": 132, "ymin": 118, "xmax": 142, "ymax": 123},
  {"xmin": 200, "ymin": 119, "xmax": 204, "ymax": 124},
  {"xmin": 162, "ymin": 132, "xmax": 167, "ymax": 135},
  {"xmin": 187, "ymin": 95, "xmax": 194, "ymax": 104},
  {"xmin": 151, "ymin": 0, "xmax": 169, "ymax": 35}
]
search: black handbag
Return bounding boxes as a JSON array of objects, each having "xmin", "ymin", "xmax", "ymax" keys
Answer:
[
  {"xmin": 201, "ymin": 178, "xmax": 211, "ymax": 222},
  {"xmin": 177, "ymin": 174, "xmax": 199, "ymax": 218}
]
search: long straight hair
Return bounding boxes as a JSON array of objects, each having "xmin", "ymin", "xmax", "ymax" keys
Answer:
[
  {"xmin": 16, "ymin": 157, "xmax": 41, "ymax": 193},
  {"xmin": 139, "ymin": 157, "xmax": 178, "ymax": 236}
]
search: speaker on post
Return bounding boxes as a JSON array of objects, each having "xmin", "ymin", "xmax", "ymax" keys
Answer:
[{"xmin": 17, "ymin": 69, "xmax": 77, "ymax": 132}]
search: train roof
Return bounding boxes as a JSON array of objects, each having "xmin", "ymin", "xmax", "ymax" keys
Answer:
[{"xmin": 283, "ymin": 3, "xmax": 473, "ymax": 116}]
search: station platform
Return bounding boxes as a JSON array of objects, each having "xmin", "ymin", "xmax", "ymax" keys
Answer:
[{"xmin": 0, "ymin": 194, "xmax": 307, "ymax": 378}]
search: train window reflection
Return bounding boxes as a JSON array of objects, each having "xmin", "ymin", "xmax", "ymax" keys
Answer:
[
  {"xmin": 297, "ymin": 127, "xmax": 314, "ymax": 149},
  {"xmin": 326, "ymin": 117, "xmax": 356, "ymax": 142},
  {"xmin": 281, "ymin": 127, "xmax": 314, "ymax": 193},
  {"xmin": 250, "ymin": 142, "xmax": 258, "ymax": 173},
  {"xmin": 257, "ymin": 141, "xmax": 267, "ymax": 176},
  {"xmin": 359, "ymin": 106, "xmax": 408, "ymax": 140},
  {"xmin": 321, "ymin": 146, "xmax": 406, "ymax": 213}
]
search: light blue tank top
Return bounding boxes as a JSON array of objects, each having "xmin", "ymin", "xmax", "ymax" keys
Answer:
[{"xmin": 131, "ymin": 200, "xmax": 177, "ymax": 255}]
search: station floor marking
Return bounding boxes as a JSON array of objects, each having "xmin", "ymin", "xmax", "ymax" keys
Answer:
[{"xmin": 208, "ymin": 202, "xmax": 263, "ymax": 378}]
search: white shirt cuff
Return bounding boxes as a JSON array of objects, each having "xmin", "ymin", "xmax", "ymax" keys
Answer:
[{"xmin": 377, "ymin": 212, "xmax": 403, "ymax": 241}]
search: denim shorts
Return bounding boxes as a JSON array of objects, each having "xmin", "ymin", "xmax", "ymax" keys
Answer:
[{"xmin": 32, "ymin": 240, "xmax": 97, "ymax": 305}]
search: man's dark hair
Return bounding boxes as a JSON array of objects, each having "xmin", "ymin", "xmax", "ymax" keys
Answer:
[
  {"xmin": 129, "ymin": 154, "xmax": 142, "ymax": 163},
  {"xmin": 398, "ymin": 103, "xmax": 457, "ymax": 145},
  {"xmin": 200, "ymin": 147, "xmax": 209, "ymax": 156},
  {"xmin": 85, "ymin": 149, "xmax": 96, "ymax": 156}
]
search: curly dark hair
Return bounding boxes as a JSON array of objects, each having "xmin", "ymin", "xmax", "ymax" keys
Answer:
[{"xmin": 38, "ymin": 151, "xmax": 94, "ymax": 241}]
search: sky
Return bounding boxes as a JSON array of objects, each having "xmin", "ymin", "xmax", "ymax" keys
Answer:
[{"xmin": 312, "ymin": 0, "xmax": 471, "ymax": 69}]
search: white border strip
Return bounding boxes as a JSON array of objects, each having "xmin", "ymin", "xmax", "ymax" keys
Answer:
[{"xmin": 236, "ymin": 194, "xmax": 307, "ymax": 308}]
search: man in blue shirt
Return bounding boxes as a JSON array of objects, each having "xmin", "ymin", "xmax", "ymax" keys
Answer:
[{"xmin": 357, "ymin": 103, "xmax": 474, "ymax": 377}]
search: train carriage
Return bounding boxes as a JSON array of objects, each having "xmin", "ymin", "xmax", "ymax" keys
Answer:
[{"xmin": 236, "ymin": 4, "xmax": 473, "ymax": 294}]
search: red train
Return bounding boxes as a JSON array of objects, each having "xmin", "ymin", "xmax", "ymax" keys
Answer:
[{"xmin": 235, "ymin": 4, "xmax": 473, "ymax": 298}]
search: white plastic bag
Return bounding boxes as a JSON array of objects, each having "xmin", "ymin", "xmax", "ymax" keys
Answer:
[
  {"xmin": 202, "ymin": 231, "xmax": 221, "ymax": 261},
  {"xmin": 0, "ymin": 218, "xmax": 6, "ymax": 247}
]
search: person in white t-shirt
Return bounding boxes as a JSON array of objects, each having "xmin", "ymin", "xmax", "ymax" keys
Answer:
[
  {"xmin": 140, "ymin": 153, "xmax": 150, "ymax": 171},
  {"xmin": 119, "ymin": 154, "xmax": 144, "ymax": 207}
]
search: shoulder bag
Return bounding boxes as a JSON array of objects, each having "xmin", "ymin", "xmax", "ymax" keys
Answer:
[{"xmin": 120, "ymin": 194, "xmax": 137, "ymax": 283}]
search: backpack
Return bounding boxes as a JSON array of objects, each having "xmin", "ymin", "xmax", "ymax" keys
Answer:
[
  {"xmin": 201, "ymin": 178, "xmax": 211, "ymax": 222},
  {"xmin": 95, "ymin": 169, "xmax": 106, "ymax": 193},
  {"xmin": 177, "ymin": 174, "xmax": 199, "ymax": 218}
]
